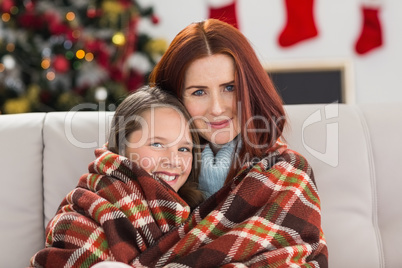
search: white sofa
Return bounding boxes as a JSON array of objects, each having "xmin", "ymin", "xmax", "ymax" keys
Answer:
[{"xmin": 0, "ymin": 103, "xmax": 401, "ymax": 268}]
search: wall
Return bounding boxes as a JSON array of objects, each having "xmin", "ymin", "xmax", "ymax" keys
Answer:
[{"xmin": 137, "ymin": 0, "xmax": 402, "ymax": 104}]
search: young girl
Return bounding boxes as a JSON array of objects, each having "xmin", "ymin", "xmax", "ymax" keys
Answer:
[
  {"xmin": 30, "ymin": 86, "xmax": 204, "ymax": 267},
  {"xmin": 107, "ymin": 85, "xmax": 204, "ymax": 207}
]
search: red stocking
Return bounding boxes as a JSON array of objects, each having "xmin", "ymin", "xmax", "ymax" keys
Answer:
[
  {"xmin": 355, "ymin": 6, "xmax": 383, "ymax": 55},
  {"xmin": 207, "ymin": 0, "xmax": 238, "ymax": 29},
  {"xmin": 278, "ymin": 0, "xmax": 318, "ymax": 47}
]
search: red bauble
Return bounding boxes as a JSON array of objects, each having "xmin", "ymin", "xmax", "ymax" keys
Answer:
[
  {"xmin": 119, "ymin": 0, "xmax": 132, "ymax": 8},
  {"xmin": 109, "ymin": 66, "xmax": 124, "ymax": 81},
  {"xmin": 1, "ymin": 0, "xmax": 15, "ymax": 13},
  {"xmin": 85, "ymin": 40, "xmax": 111, "ymax": 68},
  {"xmin": 126, "ymin": 70, "xmax": 145, "ymax": 92},
  {"xmin": 40, "ymin": 90, "xmax": 52, "ymax": 105},
  {"xmin": 44, "ymin": 10, "xmax": 74, "ymax": 40},
  {"xmin": 25, "ymin": 0, "xmax": 35, "ymax": 12},
  {"xmin": 87, "ymin": 7, "xmax": 102, "ymax": 18},
  {"xmin": 151, "ymin": 14, "xmax": 160, "ymax": 24},
  {"xmin": 53, "ymin": 55, "xmax": 70, "ymax": 73},
  {"xmin": 49, "ymin": 23, "xmax": 69, "ymax": 36},
  {"xmin": 17, "ymin": 12, "xmax": 44, "ymax": 30},
  {"xmin": 44, "ymin": 11, "xmax": 60, "ymax": 26}
]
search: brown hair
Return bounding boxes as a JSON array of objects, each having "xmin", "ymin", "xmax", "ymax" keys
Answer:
[
  {"xmin": 107, "ymin": 86, "xmax": 204, "ymax": 208},
  {"xmin": 149, "ymin": 19, "xmax": 286, "ymax": 184}
]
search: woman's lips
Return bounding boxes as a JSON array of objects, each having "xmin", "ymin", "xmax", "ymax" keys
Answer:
[{"xmin": 207, "ymin": 119, "xmax": 231, "ymax": 129}]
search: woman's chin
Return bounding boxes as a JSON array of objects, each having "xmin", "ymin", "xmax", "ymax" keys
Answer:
[{"xmin": 206, "ymin": 133, "xmax": 238, "ymax": 146}]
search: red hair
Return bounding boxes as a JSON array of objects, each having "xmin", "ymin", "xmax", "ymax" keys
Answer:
[{"xmin": 149, "ymin": 19, "xmax": 286, "ymax": 183}]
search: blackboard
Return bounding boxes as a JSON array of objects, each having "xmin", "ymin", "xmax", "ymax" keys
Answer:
[
  {"xmin": 269, "ymin": 70, "xmax": 343, "ymax": 104},
  {"xmin": 265, "ymin": 60, "xmax": 353, "ymax": 104}
]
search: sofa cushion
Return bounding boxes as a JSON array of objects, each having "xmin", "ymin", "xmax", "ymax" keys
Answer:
[
  {"xmin": 359, "ymin": 103, "xmax": 402, "ymax": 268},
  {"xmin": 42, "ymin": 111, "xmax": 114, "ymax": 226},
  {"xmin": 283, "ymin": 104, "xmax": 383, "ymax": 268},
  {"xmin": 0, "ymin": 113, "xmax": 46, "ymax": 268}
]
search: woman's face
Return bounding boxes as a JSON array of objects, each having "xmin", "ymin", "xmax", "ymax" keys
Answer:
[
  {"xmin": 125, "ymin": 107, "xmax": 193, "ymax": 192},
  {"xmin": 182, "ymin": 54, "xmax": 240, "ymax": 145}
]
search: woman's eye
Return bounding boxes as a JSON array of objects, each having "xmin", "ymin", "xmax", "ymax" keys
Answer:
[
  {"xmin": 225, "ymin": 85, "xmax": 235, "ymax": 92},
  {"xmin": 192, "ymin": 89, "xmax": 205, "ymax": 96},
  {"xmin": 150, "ymin": 143, "xmax": 163, "ymax": 148}
]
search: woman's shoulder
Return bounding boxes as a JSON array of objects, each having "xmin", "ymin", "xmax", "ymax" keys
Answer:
[
  {"xmin": 234, "ymin": 140, "xmax": 318, "ymax": 193},
  {"xmin": 277, "ymin": 143, "xmax": 312, "ymax": 170},
  {"xmin": 258, "ymin": 140, "xmax": 314, "ymax": 179}
]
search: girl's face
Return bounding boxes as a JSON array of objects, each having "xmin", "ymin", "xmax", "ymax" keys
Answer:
[
  {"xmin": 182, "ymin": 54, "xmax": 240, "ymax": 146},
  {"xmin": 125, "ymin": 107, "xmax": 193, "ymax": 192}
]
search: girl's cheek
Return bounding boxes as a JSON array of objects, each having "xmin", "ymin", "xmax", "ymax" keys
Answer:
[
  {"xmin": 138, "ymin": 157, "xmax": 157, "ymax": 173},
  {"xmin": 184, "ymin": 155, "xmax": 193, "ymax": 175}
]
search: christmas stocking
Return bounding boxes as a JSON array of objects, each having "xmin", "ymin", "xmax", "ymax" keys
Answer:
[
  {"xmin": 207, "ymin": 0, "xmax": 238, "ymax": 29},
  {"xmin": 355, "ymin": 5, "xmax": 383, "ymax": 55},
  {"xmin": 278, "ymin": 0, "xmax": 318, "ymax": 47}
]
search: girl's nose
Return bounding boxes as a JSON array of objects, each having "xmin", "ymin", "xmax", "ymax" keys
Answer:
[{"xmin": 162, "ymin": 150, "xmax": 181, "ymax": 168}]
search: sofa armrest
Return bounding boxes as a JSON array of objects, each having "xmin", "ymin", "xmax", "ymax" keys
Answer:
[{"xmin": 0, "ymin": 113, "xmax": 46, "ymax": 267}]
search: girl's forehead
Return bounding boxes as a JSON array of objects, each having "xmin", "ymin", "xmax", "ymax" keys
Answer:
[{"xmin": 140, "ymin": 106, "xmax": 184, "ymax": 119}]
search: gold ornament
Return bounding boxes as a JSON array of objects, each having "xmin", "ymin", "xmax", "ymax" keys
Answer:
[
  {"xmin": 57, "ymin": 92, "xmax": 83, "ymax": 110},
  {"xmin": 100, "ymin": 0, "xmax": 125, "ymax": 28},
  {"xmin": 27, "ymin": 85, "xmax": 40, "ymax": 103},
  {"xmin": 145, "ymin": 38, "xmax": 168, "ymax": 54},
  {"xmin": 112, "ymin": 32, "xmax": 126, "ymax": 46},
  {"xmin": 4, "ymin": 97, "xmax": 30, "ymax": 114},
  {"xmin": 145, "ymin": 38, "xmax": 168, "ymax": 62}
]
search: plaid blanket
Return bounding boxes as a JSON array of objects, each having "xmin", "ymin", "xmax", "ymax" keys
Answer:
[{"xmin": 30, "ymin": 142, "xmax": 328, "ymax": 267}]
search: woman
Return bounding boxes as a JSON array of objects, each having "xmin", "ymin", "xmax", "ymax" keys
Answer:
[
  {"xmin": 149, "ymin": 19, "xmax": 287, "ymax": 197},
  {"xmin": 148, "ymin": 18, "xmax": 329, "ymax": 266}
]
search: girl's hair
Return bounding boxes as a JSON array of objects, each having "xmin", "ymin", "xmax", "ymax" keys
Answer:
[
  {"xmin": 149, "ymin": 19, "xmax": 286, "ymax": 184},
  {"xmin": 107, "ymin": 86, "xmax": 204, "ymax": 208}
]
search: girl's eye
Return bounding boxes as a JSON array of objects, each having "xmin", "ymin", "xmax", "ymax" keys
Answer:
[
  {"xmin": 225, "ymin": 85, "xmax": 235, "ymax": 92},
  {"xmin": 179, "ymin": 147, "xmax": 192, "ymax": 153},
  {"xmin": 150, "ymin": 143, "xmax": 163, "ymax": 148},
  {"xmin": 192, "ymin": 89, "xmax": 205, "ymax": 96}
]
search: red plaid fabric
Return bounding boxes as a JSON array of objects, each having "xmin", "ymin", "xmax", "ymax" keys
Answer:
[{"xmin": 30, "ymin": 142, "xmax": 328, "ymax": 267}]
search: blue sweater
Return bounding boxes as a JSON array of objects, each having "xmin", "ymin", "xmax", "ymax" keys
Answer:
[{"xmin": 198, "ymin": 138, "xmax": 240, "ymax": 198}]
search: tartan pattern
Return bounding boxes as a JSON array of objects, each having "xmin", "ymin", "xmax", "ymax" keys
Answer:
[{"xmin": 30, "ymin": 142, "xmax": 328, "ymax": 267}]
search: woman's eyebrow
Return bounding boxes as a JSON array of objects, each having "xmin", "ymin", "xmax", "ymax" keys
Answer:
[
  {"xmin": 185, "ymin": 80, "xmax": 235, "ymax": 90},
  {"xmin": 184, "ymin": 85, "xmax": 207, "ymax": 90},
  {"xmin": 220, "ymin": 80, "xmax": 235, "ymax": 86}
]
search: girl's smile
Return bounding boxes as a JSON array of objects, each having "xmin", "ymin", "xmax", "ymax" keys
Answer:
[{"xmin": 152, "ymin": 171, "xmax": 178, "ymax": 182}]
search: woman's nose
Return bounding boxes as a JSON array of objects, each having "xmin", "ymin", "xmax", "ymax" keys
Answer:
[{"xmin": 210, "ymin": 93, "xmax": 225, "ymax": 116}]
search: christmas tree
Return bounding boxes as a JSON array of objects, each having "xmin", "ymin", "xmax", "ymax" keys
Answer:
[{"xmin": 0, "ymin": 0, "xmax": 166, "ymax": 114}]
